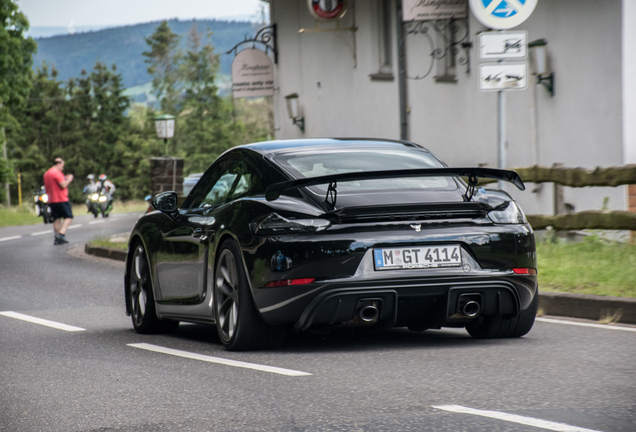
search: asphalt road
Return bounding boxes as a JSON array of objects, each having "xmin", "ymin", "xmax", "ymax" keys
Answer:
[{"xmin": 1, "ymin": 213, "xmax": 635, "ymax": 432}]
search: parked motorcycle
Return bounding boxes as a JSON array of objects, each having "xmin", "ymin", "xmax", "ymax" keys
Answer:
[{"xmin": 34, "ymin": 185, "xmax": 53, "ymax": 224}]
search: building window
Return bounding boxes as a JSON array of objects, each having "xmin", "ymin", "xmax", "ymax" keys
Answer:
[{"xmin": 370, "ymin": 0, "xmax": 394, "ymax": 81}]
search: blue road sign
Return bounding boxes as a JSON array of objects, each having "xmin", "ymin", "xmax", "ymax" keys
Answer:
[{"xmin": 469, "ymin": 0, "xmax": 538, "ymax": 30}]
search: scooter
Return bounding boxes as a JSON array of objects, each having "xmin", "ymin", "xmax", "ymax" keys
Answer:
[{"xmin": 34, "ymin": 186, "xmax": 53, "ymax": 224}]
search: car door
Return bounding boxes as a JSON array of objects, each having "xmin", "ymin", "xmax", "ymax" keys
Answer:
[
  {"xmin": 154, "ymin": 161, "xmax": 230, "ymax": 303},
  {"xmin": 154, "ymin": 158, "xmax": 261, "ymax": 303}
]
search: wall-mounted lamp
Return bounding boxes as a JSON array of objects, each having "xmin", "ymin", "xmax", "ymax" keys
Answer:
[
  {"xmin": 529, "ymin": 39, "xmax": 554, "ymax": 96},
  {"xmin": 284, "ymin": 93, "xmax": 305, "ymax": 133}
]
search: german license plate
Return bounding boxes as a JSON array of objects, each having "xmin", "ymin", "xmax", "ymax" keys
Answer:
[{"xmin": 373, "ymin": 245, "xmax": 462, "ymax": 270}]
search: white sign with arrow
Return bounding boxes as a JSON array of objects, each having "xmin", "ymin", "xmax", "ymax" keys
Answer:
[
  {"xmin": 479, "ymin": 63, "xmax": 527, "ymax": 91},
  {"xmin": 479, "ymin": 31, "xmax": 527, "ymax": 60}
]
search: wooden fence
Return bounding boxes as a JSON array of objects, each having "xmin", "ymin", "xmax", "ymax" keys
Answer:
[{"xmin": 481, "ymin": 165, "xmax": 636, "ymax": 231}]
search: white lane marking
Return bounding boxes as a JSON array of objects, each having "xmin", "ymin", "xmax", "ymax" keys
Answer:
[
  {"xmin": 128, "ymin": 343, "xmax": 312, "ymax": 377},
  {"xmin": 0, "ymin": 311, "xmax": 85, "ymax": 332},
  {"xmin": 537, "ymin": 317, "xmax": 636, "ymax": 333},
  {"xmin": 31, "ymin": 230, "xmax": 51, "ymax": 236},
  {"xmin": 433, "ymin": 405, "xmax": 603, "ymax": 432},
  {"xmin": 88, "ymin": 220, "xmax": 104, "ymax": 225},
  {"xmin": 0, "ymin": 235, "xmax": 22, "ymax": 242},
  {"xmin": 67, "ymin": 224, "xmax": 81, "ymax": 229}
]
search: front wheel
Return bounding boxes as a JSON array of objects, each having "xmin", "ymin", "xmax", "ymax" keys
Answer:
[
  {"xmin": 214, "ymin": 240, "xmax": 287, "ymax": 351},
  {"xmin": 127, "ymin": 243, "xmax": 179, "ymax": 334},
  {"xmin": 465, "ymin": 294, "xmax": 538, "ymax": 339}
]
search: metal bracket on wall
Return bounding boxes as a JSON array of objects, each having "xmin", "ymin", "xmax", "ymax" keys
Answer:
[
  {"xmin": 226, "ymin": 24, "xmax": 278, "ymax": 64},
  {"xmin": 402, "ymin": 18, "xmax": 472, "ymax": 80}
]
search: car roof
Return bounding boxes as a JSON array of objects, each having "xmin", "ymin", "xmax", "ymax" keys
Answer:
[{"xmin": 238, "ymin": 138, "xmax": 430, "ymax": 155}]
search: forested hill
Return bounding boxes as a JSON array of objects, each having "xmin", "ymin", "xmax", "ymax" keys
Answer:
[{"xmin": 32, "ymin": 19, "xmax": 257, "ymax": 89}]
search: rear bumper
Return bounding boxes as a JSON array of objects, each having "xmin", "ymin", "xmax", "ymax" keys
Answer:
[{"xmin": 258, "ymin": 273, "xmax": 537, "ymax": 330}]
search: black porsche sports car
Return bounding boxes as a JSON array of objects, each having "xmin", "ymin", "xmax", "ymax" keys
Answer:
[{"xmin": 125, "ymin": 138, "xmax": 537, "ymax": 350}]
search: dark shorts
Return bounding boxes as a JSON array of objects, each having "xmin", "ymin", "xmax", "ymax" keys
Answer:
[{"xmin": 49, "ymin": 202, "xmax": 73, "ymax": 221}]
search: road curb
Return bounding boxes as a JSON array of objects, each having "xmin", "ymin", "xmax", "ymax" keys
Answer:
[
  {"xmin": 539, "ymin": 291, "xmax": 636, "ymax": 325},
  {"xmin": 83, "ymin": 244, "xmax": 636, "ymax": 325},
  {"xmin": 84, "ymin": 244, "xmax": 127, "ymax": 262}
]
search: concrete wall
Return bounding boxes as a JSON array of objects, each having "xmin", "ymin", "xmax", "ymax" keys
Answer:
[{"xmin": 270, "ymin": 0, "xmax": 628, "ymax": 216}]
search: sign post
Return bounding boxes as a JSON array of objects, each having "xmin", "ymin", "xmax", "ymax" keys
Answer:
[{"xmin": 469, "ymin": 0, "xmax": 537, "ymax": 188}]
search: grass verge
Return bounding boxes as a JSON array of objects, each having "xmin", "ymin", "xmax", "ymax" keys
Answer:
[
  {"xmin": 0, "ymin": 200, "xmax": 148, "ymax": 228},
  {"xmin": 537, "ymin": 235, "xmax": 636, "ymax": 298},
  {"xmin": 89, "ymin": 238, "xmax": 128, "ymax": 251}
]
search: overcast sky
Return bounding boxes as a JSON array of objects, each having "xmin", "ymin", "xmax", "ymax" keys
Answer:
[{"xmin": 19, "ymin": 0, "xmax": 268, "ymax": 28}]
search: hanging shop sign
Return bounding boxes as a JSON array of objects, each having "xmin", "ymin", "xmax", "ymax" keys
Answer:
[
  {"xmin": 307, "ymin": 0, "xmax": 348, "ymax": 21},
  {"xmin": 231, "ymin": 49, "xmax": 275, "ymax": 98},
  {"xmin": 469, "ymin": 0, "xmax": 538, "ymax": 30},
  {"xmin": 402, "ymin": 0, "xmax": 467, "ymax": 21}
]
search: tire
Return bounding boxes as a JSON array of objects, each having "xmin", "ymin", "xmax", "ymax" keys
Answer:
[
  {"xmin": 43, "ymin": 206, "xmax": 52, "ymax": 224},
  {"xmin": 465, "ymin": 294, "xmax": 537, "ymax": 339},
  {"xmin": 214, "ymin": 239, "xmax": 287, "ymax": 351},
  {"xmin": 127, "ymin": 243, "xmax": 179, "ymax": 334}
]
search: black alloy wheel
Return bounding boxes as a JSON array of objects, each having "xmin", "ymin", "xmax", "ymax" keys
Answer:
[
  {"xmin": 214, "ymin": 239, "xmax": 287, "ymax": 351},
  {"xmin": 128, "ymin": 243, "xmax": 179, "ymax": 334}
]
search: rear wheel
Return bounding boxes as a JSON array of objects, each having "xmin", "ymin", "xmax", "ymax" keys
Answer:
[
  {"xmin": 128, "ymin": 243, "xmax": 179, "ymax": 334},
  {"xmin": 214, "ymin": 240, "xmax": 287, "ymax": 351},
  {"xmin": 465, "ymin": 294, "xmax": 537, "ymax": 339}
]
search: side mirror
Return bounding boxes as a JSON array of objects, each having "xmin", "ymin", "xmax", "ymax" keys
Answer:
[
  {"xmin": 151, "ymin": 191, "xmax": 178, "ymax": 213},
  {"xmin": 144, "ymin": 195, "xmax": 152, "ymax": 202}
]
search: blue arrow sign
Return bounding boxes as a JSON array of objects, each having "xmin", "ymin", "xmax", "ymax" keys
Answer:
[{"xmin": 470, "ymin": 0, "xmax": 538, "ymax": 30}]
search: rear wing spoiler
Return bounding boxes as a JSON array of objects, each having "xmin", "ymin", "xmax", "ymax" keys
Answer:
[{"xmin": 265, "ymin": 167, "xmax": 525, "ymax": 204}]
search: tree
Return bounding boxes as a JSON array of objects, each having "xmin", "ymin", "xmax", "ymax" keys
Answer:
[
  {"xmin": 7, "ymin": 61, "xmax": 161, "ymax": 203},
  {"xmin": 0, "ymin": 0, "xmax": 37, "ymax": 206},
  {"xmin": 144, "ymin": 22, "xmax": 248, "ymax": 174},
  {"xmin": 142, "ymin": 21, "xmax": 182, "ymax": 114},
  {"xmin": 178, "ymin": 26, "xmax": 244, "ymax": 173}
]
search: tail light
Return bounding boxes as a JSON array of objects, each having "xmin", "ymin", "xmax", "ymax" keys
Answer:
[
  {"xmin": 251, "ymin": 213, "xmax": 330, "ymax": 234},
  {"xmin": 264, "ymin": 278, "xmax": 315, "ymax": 288},
  {"xmin": 488, "ymin": 201, "xmax": 527, "ymax": 224},
  {"xmin": 512, "ymin": 268, "xmax": 537, "ymax": 275}
]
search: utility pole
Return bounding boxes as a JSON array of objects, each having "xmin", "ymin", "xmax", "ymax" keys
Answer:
[{"xmin": 396, "ymin": 1, "xmax": 408, "ymax": 141}]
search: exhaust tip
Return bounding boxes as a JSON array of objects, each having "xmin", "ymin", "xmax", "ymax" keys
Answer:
[
  {"xmin": 462, "ymin": 301, "xmax": 481, "ymax": 318},
  {"xmin": 359, "ymin": 305, "xmax": 380, "ymax": 322}
]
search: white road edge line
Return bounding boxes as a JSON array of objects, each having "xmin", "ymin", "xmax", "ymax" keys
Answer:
[
  {"xmin": 31, "ymin": 230, "xmax": 51, "ymax": 236},
  {"xmin": 536, "ymin": 317, "xmax": 636, "ymax": 333},
  {"xmin": 432, "ymin": 405, "xmax": 604, "ymax": 432},
  {"xmin": 128, "ymin": 343, "xmax": 312, "ymax": 377},
  {"xmin": 0, "ymin": 235, "xmax": 22, "ymax": 242},
  {"xmin": 67, "ymin": 224, "xmax": 81, "ymax": 229},
  {"xmin": 0, "ymin": 311, "xmax": 85, "ymax": 332},
  {"xmin": 88, "ymin": 220, "xmax": 104, "ymax": 225}
]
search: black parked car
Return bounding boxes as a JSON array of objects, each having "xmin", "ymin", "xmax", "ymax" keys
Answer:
[{"xmin": 125, "ymin": 138, "xmax": 537, "ymax": 350}]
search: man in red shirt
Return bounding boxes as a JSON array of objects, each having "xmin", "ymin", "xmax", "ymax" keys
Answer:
[{"xmin": 43, "ymin": 158, "xmax": 74, "ymax": 245}]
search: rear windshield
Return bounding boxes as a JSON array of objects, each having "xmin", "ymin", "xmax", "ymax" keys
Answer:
[{"xmin": 273, "ymin": 148, "xmax": 457, "ymax": 194}]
